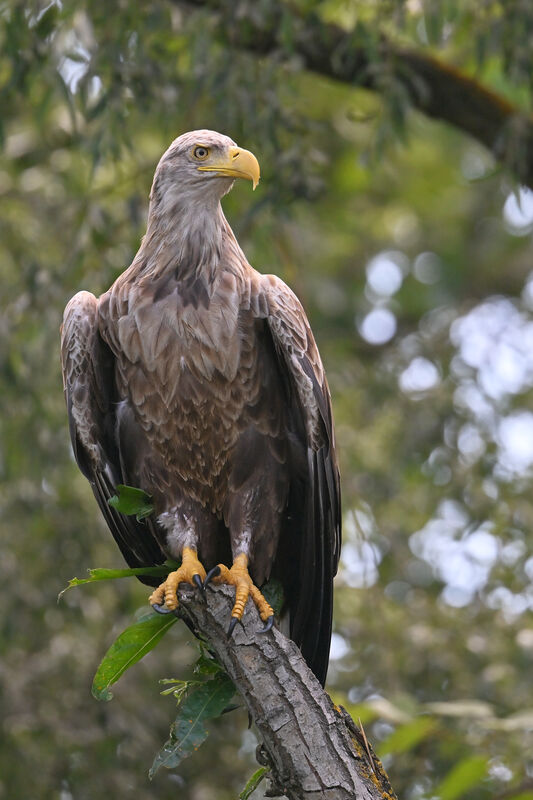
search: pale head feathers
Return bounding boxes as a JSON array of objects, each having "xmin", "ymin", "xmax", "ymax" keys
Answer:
[
  {"xmin": 150, "ymin": 129, "xmax": 238, "ymax": 210},
  {"xmin": 143, "ymin": 130, "xmax": 243, "ymax": 281}
]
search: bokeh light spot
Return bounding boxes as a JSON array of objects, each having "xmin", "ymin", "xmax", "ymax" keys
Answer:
[
  {"xmin": 497, "ymin": 411, "xmax": 533, "ymax": 474},
  {"xmin": 399, "ymin": 357, "xmax": 440, "ymax": 393},
  {"xmin": 358, "ymin": 308, "xmax": 397, "ymax": 345},
  {"xmin": 366, "ymin": 253, "xmax": 404, "ymax": 296},
  {"xmin": 412, "ymin": 251, "xmax": 441, "ymax": 284},
  {"xmin": 503, "ymin": 187, "xmax": 533, "ymax": 236}
]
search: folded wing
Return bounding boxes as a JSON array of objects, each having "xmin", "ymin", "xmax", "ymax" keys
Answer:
[
  {"xmin": 261, "ymin": 275, "xmax": 341, "ymax": 685},
  {"xmin": 60, "ymin": 291, "xmax": 165, "ymax": 583}
]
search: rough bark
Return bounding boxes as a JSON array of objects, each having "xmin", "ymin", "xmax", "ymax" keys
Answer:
[
  {"xmin": 180, "ymin": 0, "xmax": 533, "ymax": 189},
  {"xmin": 176, "ymin": 582, "xmax": 396, "ymax": 800}
]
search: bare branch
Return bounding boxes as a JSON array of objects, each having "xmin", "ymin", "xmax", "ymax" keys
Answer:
[
  {"xmin": 179, "ymin": 0, "xmax": 533, "ymax": 188},
  {"xmin": 176, "ymin": 582, "xmax": 396, "ymax": 800}
]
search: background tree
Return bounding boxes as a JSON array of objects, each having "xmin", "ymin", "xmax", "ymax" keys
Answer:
[{"xmin": 1, "ymin": 1, "xmax": 533, "ymax": 798}]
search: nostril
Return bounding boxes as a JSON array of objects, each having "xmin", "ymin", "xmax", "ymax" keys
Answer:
[{"xmin": 232, "ymin": 150, "xmax": 240, "ymax": 159}]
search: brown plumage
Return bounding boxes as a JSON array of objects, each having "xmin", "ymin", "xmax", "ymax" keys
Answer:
[{"xmin": 61, "ymin": 130, "xmax": 341, "ymax": 685}]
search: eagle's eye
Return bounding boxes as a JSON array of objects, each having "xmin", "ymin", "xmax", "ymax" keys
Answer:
[{"xmin": 193, "ymin": 146, "xmax": 209, "ymax": 160}]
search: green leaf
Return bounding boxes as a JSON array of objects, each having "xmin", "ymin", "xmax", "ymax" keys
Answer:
[
  {"xmin": 193, "ymin": 648, "xmax": 224, "ymax": 677},
  {"xmin": 159, "ymin": 677, "xmax": 200, "ymax": 702},
  {"xmin": 434, "ymin": 755, "xmax": 489, "ymax": 800},
  {"xmin": 379, "ymin": 717, "xmax": 435, "ymax": 756},
  {"xmin": 149, "ymin": 673, "xmax": 235, "ymax": 778},
  {"xmin": 108, "ymin": 484, "xmax": 154, "ymax": 521},
  {"xmin": 35, "ymin": 4, "xmax": 59, "ymax": 39},
  {"xmin": 239, "ymin": 767, "xmax": 269, "ymax": 799},
  {"xmin": 92, "ymin": 612, "xmax": 177, "ymax": 702},
  {"xmin": 261, "ymin": 577, "xmax": 284, "ymax": 616},
  {"xmin": 58, "ymin": 565, "xmax": 171, "ymax": 599}
]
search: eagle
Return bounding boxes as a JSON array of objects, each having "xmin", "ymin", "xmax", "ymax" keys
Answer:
[{"xmin": 61, "ymin": 130, "xmax": 341, "ymax": 686}]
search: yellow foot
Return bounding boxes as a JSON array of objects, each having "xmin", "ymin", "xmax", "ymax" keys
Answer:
[
  {"xmin": 204, "ymin": 553, "xmax": 274, "ymax": 636},
  {"xmin": 149, "ymin": 547, "xmax": 206, "ymax": 613}
]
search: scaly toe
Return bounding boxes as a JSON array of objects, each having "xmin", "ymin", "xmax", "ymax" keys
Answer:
[
  {"xmin": 204, "ymin": 554, "xmax": 275, "ymax": 633},
  {"xmin": 148, "ymin": 547, "xmax": 207, "ymax": 612},
  {"xmin": 149, "ymin": 585, "xmax": 165, "ymax": 607}
]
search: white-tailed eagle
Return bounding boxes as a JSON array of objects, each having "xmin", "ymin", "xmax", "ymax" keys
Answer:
[{"xmin": 61, "ymin": 130, "xmax": 341, "ymax": 685}]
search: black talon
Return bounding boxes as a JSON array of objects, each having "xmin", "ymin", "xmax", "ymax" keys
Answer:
[
  {"xmin": 259, "ymin": 615, "xmax": 274, "ymax": 634},
  {"xmin": 227, "ymin": 617, "xmax": 240, "ymax": 638},
  {"xmin": 193, "ymin": 574, "xmax": 204, "ymax": 592},
  {"xmin": 203, "ymin": 565, "xmax": 221, "ymax": 588},
  {"xmin": 152, "ymin": 603, "xmax": 173, "ymax": 615}
]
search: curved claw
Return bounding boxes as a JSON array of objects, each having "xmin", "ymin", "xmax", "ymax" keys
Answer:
[
  {"xmin": 203, "ymin": 565, "xmax": 221, "ymax": 588},
  {"xmin": 227, "ymin": 617, "xmax": 240, "ymax": 638},
  {"xmin": 151, "ymin": 602, "xmax": 174, "ymax": 615},
  {"xmin": 193, "ymin": 573, "xmax": 205, "ymax": 592},
  {"xmin": 258, "ymin": 615, "xmax": 275, "ymax": 634}
]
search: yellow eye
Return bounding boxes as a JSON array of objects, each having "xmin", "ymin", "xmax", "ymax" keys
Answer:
[{"xmin": 193, "ymin": 146, "xmax": 209, "ymax": 160}]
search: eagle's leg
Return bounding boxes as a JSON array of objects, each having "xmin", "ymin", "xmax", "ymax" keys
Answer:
[
  {"xmin": 149, "ymin": 546, "xmax": 207, "ymax": 612},
  {"xmin": 204, "ymin": 553, "xmax": 274, "ymax": 636}
]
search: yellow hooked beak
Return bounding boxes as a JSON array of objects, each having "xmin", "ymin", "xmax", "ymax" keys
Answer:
[{"xmin": 197, "ymin": 146, "xmax": 260, "ymax": 190}]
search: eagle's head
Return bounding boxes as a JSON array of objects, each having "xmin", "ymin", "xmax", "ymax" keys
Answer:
[{"xmin": 151, "ymin": 129, "xmax": 260, "ymax": 210}]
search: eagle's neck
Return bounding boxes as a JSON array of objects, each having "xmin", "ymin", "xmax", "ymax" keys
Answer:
[{"xmin": 141, "ymin": 192, "xmax": 225, "ymax": 286}]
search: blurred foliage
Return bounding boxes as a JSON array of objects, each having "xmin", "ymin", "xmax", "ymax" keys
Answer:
[
  {"xmin": 149, "ymin": 663, "xmax": 235, "ymax": 780},
  {"xmin": 2, "ymin": 1, "xmax": 533, "ymax": 798}
]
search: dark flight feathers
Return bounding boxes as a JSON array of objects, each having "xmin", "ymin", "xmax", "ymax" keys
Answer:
[{"xmin": 61, "ymin": 292, "xmax": 166, "ymax": 582}]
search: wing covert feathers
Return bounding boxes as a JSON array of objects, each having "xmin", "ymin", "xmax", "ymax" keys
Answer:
[
  {"xmin": 261, "ymin": 274, "xmax": 341, "ymax": 686},
  {"xmin": 61, "ymin": 292, "xmax": 165, "ymax": 582}
]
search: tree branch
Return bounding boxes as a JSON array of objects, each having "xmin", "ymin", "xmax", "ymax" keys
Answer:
[
  {"xmin": 176, "ymin": 582, "xmax": 396, "ymax": 800},
  {"xmin": 180, "ymin": 0, "xmax": 533, "ymax": 188}
]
